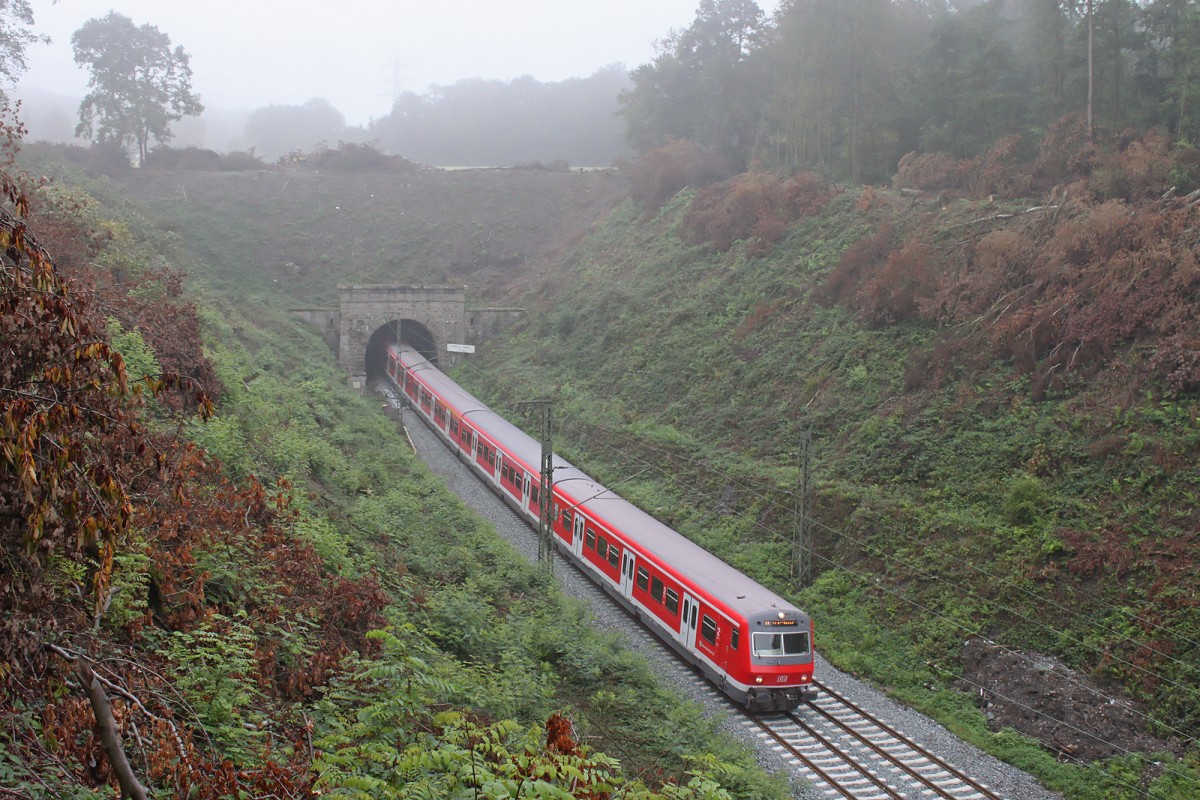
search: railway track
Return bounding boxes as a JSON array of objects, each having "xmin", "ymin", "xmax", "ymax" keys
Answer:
[
  {"xmin": 750, "ymin": 680, "xmax": 1004, "ymax": 799},
  {"xmin": 385, "ymin": 384, "xmax": 1014, "ymax": 800}
]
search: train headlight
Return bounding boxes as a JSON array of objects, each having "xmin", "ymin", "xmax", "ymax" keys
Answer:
[{"xmin": 755, "ymin": 675, "xmax": 763, "ymax": 684}]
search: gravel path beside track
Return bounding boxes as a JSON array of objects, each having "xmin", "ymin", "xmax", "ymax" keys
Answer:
[{"xmin": 393, "ymin": 399, "xmax": 1062, "ymax": 800}]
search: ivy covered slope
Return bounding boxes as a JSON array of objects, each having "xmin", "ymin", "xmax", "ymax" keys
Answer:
[
  {"xmin": 2, "ymin": 153, "xmax": 789, "ymax": 797},
  {"xmin": 452, "ymin": 134, "xmax": 1200, "ymax": 797}
]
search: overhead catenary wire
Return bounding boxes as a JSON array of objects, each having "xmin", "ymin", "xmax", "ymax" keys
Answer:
[
  {"xmin": 449, "ymin": 355, "xmax": 1200, "ymax": 684},
  {"xmin": 568, "ymin": 422, "xmax": 1200, "ymax": 747},
  {"xmin": 404, "ymin": 359, "xmax": 1194, "ymax": 800},
  {"xmin": 437, "ymin": 357, "xmax": 1199, "ymax": 787}
]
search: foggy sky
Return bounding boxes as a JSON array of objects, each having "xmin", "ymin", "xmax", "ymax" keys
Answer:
[{"xmin": 17, "ymin": 0, "xmax": 781, "ymax": 126}]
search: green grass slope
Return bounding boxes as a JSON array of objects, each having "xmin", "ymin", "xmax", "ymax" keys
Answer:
[
  {"xmin": 38, "ymin": 143, "xmax": 1200, "ymax": 797},
  {"xmin": 447, "ymin": 187, "xmax": 1200, "ymax": 798},
  {"xmin": 7, "ymin": 150, "xmax": 790, "ymax": 798}
]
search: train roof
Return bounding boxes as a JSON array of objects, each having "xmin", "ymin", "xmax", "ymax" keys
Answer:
[{"xmin": 395, "ymin": 346, "xmax": 806, "ymax": 625}]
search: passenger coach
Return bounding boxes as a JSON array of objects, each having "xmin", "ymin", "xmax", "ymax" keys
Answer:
[{"xmin": 387, "ymin": 344, "xmax": 814, "ymax": 711}]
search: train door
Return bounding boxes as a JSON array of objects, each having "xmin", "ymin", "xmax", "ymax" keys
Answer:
[
  {"xmin": 679, "ymin": 593, "xmax": 699, "ymax": 649},
  {"xmin": 619, "ymin": 550, "xmax": 636, "ymax": 597},
  {"xmin": 521, "ymin": 472, "xmax": 531, "ymax": 510},
  {"xmin": 572, "ymin": 512, "xmax": 585, "ymax": 558}
]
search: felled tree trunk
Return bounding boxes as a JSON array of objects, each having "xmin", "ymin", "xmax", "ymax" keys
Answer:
[{"xmin": 74, "ymin": 659, "xmax": 150, "ymax": 800}]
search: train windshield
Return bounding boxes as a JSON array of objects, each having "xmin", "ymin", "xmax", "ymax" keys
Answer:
[{"xmin": 752, "ymin": 631, "xmax": 810, "ymax": 657}]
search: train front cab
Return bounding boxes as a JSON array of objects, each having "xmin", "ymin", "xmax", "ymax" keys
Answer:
[{"xmin": 740, "ymin": 610, "xmax": 815, "ymax": 712}]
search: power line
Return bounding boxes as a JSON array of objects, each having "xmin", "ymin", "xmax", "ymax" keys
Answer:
[
  {"xmin": 561, "ymin": 409, "xmax": 1200, "ymax": 695},
  {"xmin": 442, "ymin": 358, "xmax": 1199, "ymax": 777},
  {"xmin": 447, "ymin": 357, "xmax": 1200, "ymax": 679},
  {"xmin": 570, "ymin": 423, "xmax": 1200, "ymax": 745}
]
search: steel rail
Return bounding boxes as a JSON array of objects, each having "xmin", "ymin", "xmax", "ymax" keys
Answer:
[{"xmin": 807, "ymin": 680, "xmax": 1003, "ymax": 800}]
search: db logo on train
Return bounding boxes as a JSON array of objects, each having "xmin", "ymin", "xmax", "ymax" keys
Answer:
[{"xmin": 777, "ymin": 675, "xmax": 790, "ymax": 683}]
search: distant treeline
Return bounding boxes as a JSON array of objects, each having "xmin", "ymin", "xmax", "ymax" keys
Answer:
[
  {"xmin": 237, "ymin": 66, "xmax": 633, "ymax": 167},
  {"xmin": 370, "ymin": 66, "xmax": 633, "ymax": 167},
  {"xmin": 30, "ymin": 0, "xmax": 1199, "ymax": 177},
  {"xmin": 621, "ymin": 0, "xmax": 1200, "ymax": 181}
]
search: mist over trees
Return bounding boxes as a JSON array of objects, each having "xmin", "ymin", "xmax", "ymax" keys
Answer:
[
  {"xmin": 368, "ymin": 66, "xmax": 633, "ymax": 167},
  {"xmin": 621, "ymin": 0, "xmax": 1200, "ymax": 183},
  {"xmin": 243, "ymin": 98, "xmax": 347, "ymax": 161},
  {"xmin": 228, "ymin": 68, "xmax": 631, "ymax": 166}
]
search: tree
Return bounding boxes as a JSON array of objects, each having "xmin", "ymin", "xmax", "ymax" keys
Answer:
[
  {"xmin": 1139, "ymin": 0, "xmax": 1200, "ymax": 143},
  {"xmin": 760, "ymin": 0, "xmax": 924, "ymax": 181},
  {"xmin": 620, "ymin": 0, "xmax": 766, "ymax": 167},
  {"xmin": 243, "ymin": 98, "xmax": 346, "ymax": 161},
  {"xmin": 917, "ymin": 1, "xmax": 1029, "ymax": 158},
  {"xmin": 0, "ymin": 0, "xmax": 46, "ymax": 92},
  {"xmin": 71, "ymin": 12, "xmax": 203, "ymax": 166}
]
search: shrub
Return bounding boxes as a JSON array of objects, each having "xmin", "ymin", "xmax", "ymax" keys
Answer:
[
  {"xmin": 620, "ymin": 139, "xmax": 731, "ymax": 214},
  {"xmin": 855, "ymin": 240, "xmax": 938, "ymax": 326},
  {"xmin": 144, "ymin": 145, "xmax": 224, "ymax": 171},
  {"xmin": 1034, "ymin": 113, "xmax": 1098, "ymax": 184},
  {"xmin": 892, "ymin": 150, "xmax": 966, "ymax": 192},
  {"xmin": 818, "ymin": 222, "xmax": 898, "ymax": 308},
  {"xmin": 968, "ymin": 135, "xmax": 1034, "ymax": 199},
  {"xmin": 681, "ymin": 170, "xmax": 833, "ymax": 254},
  {"xmin": 1092, "ymin": 129, "xmax": 1179, "ymax": 201},
  {"xmin": 307, "ymin": 142, "xmax": 415, "ymax": 172},
  {"xmin": 52, "ymin": 141, "xmax": 132, "ymax": 175},
  {"xmin": 1003, "ymin": 473, "xmax": 1045, "ymax": 527}
]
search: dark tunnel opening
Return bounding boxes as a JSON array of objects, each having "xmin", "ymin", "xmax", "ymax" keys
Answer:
[{"xmin": 364, "ymin": 319, "xmax": 438, "ymax": 379}]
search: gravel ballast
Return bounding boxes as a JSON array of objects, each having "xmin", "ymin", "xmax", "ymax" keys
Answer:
[{"xmin": 392, "ymin": 398, "xmax": 1062, "ymax": 799}]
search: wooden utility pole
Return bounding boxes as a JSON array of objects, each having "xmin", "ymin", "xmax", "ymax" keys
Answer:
[
  {"xmin": 1087, "ymin": 0, "xmax": 1095, "ymax": 140},
  {"xmin": 793, "ymin": 430, "xmax": 813, "ymax": 587}
]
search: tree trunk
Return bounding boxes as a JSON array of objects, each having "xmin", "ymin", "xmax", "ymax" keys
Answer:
[
  {"xmin": 75, "ymin": 659, "xmax": 151, "ymax": 800},
  {"xmin": 1087, "ymin": 0, "xmax": 1095, "ymax": 140}
]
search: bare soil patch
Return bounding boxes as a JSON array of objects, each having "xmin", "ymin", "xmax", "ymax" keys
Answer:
[{"xmin": 959, "ymin": 637, "xmax": 1184, "ymax": 763}]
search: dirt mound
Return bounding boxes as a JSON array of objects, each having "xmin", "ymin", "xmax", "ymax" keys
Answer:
[{"xmin": 959, "ymin": 638, "xmax": 1183, "ymax": 763}]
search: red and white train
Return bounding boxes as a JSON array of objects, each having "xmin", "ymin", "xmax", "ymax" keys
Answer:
[{"xmin": 386, "ymin": 344, "xmax": 814, "ymax": 711}]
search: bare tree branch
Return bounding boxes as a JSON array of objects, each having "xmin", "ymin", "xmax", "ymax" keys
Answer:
[{"xmin": 74, "ymin": 658, "xmax": 150, "ymax": 800}]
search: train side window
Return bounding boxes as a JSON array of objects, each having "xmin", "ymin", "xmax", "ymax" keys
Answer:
[
  {"xmin": 636, "ymin": 567, "xmax": 649, "ymax": 591},
  {"xmin": 700, "ymin": 615, "xmax": 717, "ymax": 645},
  {"xmin": 731, "ymin": 629, "xmax": 740, "ymax": 650},
  {"xmin": 595, "ymin": 534, "xmax": 608, "ymax": 560},
  {"xmin": 585, "ymin": 527, "xmax": 596, "ymax": 550},
  {"xmin": 562, "ymin": 509, "xmax": 573, "ymax": 529},
  {"xmin": 665, "ymin": 588, "xmax": 679, "ymax": 616},
  {"xmin": 607, "ymin": 544, "xmax": 620, "ymax": 568},
  {"xmin": 650, "ymin": 577, "xmax": 664, "ymax": 603}
]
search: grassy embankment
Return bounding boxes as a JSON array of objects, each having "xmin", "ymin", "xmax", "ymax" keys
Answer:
[
  {"xmin": 64, "ymin": 151, "xmax": 1200, "ymax": 798},
  {"xmin": 447, "ymin": 191, "xmax": 1200, "ymax": 799},
  {"xmin": 21, "ymin": 155, "xmax": 792, "ymax": 798}
]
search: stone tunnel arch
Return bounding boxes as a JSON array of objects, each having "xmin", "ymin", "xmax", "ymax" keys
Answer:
[
  {"xmin": 337, "ymin": 285, "xmax": 467, "ymax": 380},
  {"xmin": 364, "ymin": 318, "xmax": 438, "ymax": 378},
  {"xmin": 293, "ymin": 285, "xmax": 524, "ymax": 390}
]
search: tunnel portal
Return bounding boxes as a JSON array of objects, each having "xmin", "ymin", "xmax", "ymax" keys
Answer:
[
  {"xmin": 337, "ymin": 285, "xmax": 467, "ymax": 379},
  {"xmin": 364, "ymin": 318, "xmax": 438, "ymax": 378}
]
